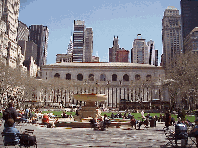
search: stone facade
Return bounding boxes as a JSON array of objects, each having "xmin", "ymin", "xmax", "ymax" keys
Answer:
[{"xmin": 41, "ymin": 62, "xmax": 167, "ymax": 109}]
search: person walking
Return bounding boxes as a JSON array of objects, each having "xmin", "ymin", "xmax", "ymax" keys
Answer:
[
  {"xmin": 3, "ymin": 101, "xmax": 18, "ymax": 128},
  {"xmin": 165, "ymin": 110, "xmax": 171, "ymax": 129}
]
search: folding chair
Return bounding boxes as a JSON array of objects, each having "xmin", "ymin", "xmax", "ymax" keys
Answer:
[
  {"xmin": 188, "ymin": 133, "xmax": 197, "ymax": 148},
  {"xmin": 163, "ymin": 127, "xmax": 176, "ymax": 147},
  {"xmin": 1, "ymin": 132, "xmax": 20, "ymax": 147}
]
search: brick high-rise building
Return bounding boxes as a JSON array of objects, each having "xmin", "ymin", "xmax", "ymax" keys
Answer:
[
  {"xmin": 162, "ymin": 6, "xmax": 182, "ymax": 69},
  {"xmin": 109, "ymin": 36, "xmax": 129, "ymax": 62},
  {"xmin": 181, "ymin": 0, "xmax": 198, "ymax": 53},
  {"xmin": 109, "ymin": 36, "xmax": 120, "ymax": 62},
  {"xmin": 116, "ymin": 48, "xmax": 129, "ymax": 62},
  {"xmin": 29, "ymin": 25, "xmax": 49, "ymax": 67}
]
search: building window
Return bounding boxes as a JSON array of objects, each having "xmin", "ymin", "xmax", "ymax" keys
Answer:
[
  {"xmin": 123, "ymin": 74, "xmax": 129, "ymax": 81},
  {"xmin": 66, "ymin": 73, "xmax": 71, "ymax": 80},
  {"xmin": 100, "ymin": 74, "xmax": 106, "ymax": 81},
  {"xmin": 135, "ymin": 74, "xmax": 140, "ymax": 80},
  {"xmin": 146, "ymin": 75, "xmax": 151, "ymax": 81},
  {"xmin": 88, "ymin": 74, "xmax": 94, "ymax": 81},
  {"xmin": 54, "ymin": 73, "xmax": 60, "ymax": 78},
  {"xmin": 77, "ymin": 73, "xmax": 83, "ymax": 81},
  {"xmin": 112, "ymin": 74, "xmax": 117, "ymax": 81}
]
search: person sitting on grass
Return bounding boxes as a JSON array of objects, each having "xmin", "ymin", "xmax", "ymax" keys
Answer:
[{"xmin": 2, "ymin": 118, "xmax": 20, "ymax": 146}]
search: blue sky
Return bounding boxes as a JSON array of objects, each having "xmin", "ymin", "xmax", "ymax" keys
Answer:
[{"xmin": 19, "ymin": 0, "xmax": 181, "ymax": 65}]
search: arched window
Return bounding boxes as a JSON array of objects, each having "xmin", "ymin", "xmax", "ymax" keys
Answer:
[
  {"xmin": 123, "ymin": 74, "xmax": 129, "ymax": 81},
  {"xmin": 100, "ymin": 74, "xmax": 106, "ymax": 81},
  {"xmin": 88, "ymin": 74, "xmax": 94, "ymax": 81},
  {"xmin": 77, "ymin": 73, "xmax": 83, "ymax": 81},
  {"xmin": 54, "ymin": 73, "xmax": 60, "ymax": 78},
  {"xmin": 66, "ymin": 73, "xmax": 71, "ymax": 80},
  {"xmin": 112, "ymin": 74, "xmax": 117, "ymax": 81},
  {"xmin": 135, "ymin": 74, "xmax": 141, "ymax": 80},
  {"xmin": 146, "ymin": 75, "xmax": 151, "ymax": 81}
]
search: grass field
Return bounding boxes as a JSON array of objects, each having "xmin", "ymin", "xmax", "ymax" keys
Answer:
[{"xmin": 0, "ymin": 111, "xmax": 195, "ymax": 122}]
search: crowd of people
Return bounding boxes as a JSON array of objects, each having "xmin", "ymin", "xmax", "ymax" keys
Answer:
[{"xmin": 1, "ymin": 101, "xmax": 198, "ymax": 147}]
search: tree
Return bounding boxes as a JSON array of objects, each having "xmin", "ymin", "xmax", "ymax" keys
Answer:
[{"xmin": 165, "ymin": 53, "xmax": 198, "ymax": 110}]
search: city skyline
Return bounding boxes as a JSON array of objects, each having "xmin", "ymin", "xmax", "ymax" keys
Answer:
[{"xmin": 19, "ymin": 0, "xmax": 181, "ymax": 64}]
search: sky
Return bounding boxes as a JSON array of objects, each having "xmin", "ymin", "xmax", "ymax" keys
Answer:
[{"xmin": 19, "ymin": 0, "xmax": 181, "ymax": 65}]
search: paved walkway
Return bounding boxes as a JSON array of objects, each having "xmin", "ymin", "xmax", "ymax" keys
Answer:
[{"xmin": 0, "ymin": 121, "xmax": 197, "ymax": 148}]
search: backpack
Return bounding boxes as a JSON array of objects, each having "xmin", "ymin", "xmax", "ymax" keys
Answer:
[
  {"xmin": 3, "ymin": 109, "xmax": 12, "ymax": 121},
  {"xmin": 20, "ymin": 134, "xmax": 36, "ymax": 146}
]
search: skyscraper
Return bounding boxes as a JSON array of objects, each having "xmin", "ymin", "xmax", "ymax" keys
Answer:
[
  {"xmin": 181, "ymin": 0, "xmax": 198, "ymax": 53},
  {"xmin": 162, "ymin": 6, "xmax": 182, "ymax": 69},
  {"xmin": 147, "ymin": 40, "xmax": 155, "ymax": 66},
  {"xmin": 1, "ymin": 0, "xmax": 20, "ymax": 42},
  {"xmin": 84, "ymin": 28, "xmax": 93, "ymax": 62},
  {"xmin": 131, "ymin": 34, "xmax": 149, "ymax": 64},
  {"xmin": 183, "ymin": 27, "xmax": 198, "ymax": 54},
  {"xmin": 29, "ymin": 25, "xmax": 49, "ymax": 67},
  {"xmin": 73, "ymin": 20, "xmax": 85, "ymax": 62},
  {"xmin": 17, "ymin": 21, "xmax": 29, "ymax": 42},
  {"xmin": 109, "ymin": 36, "xmax": 120, "ymax": 62},
  {"xmin": 67, "ymin": 36, "xmax": 73, "ymax": 55},
  {"xmin": 0, "ymin": 0, "xmax": 25, "ymax": 68}
]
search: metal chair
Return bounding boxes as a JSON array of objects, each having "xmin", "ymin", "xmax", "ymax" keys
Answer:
[
  {"xmin": 1, "ymin": 132, "xmax": 20, "ymax": 147},
  {"xmin": 163, "ymin": 126, "xmax": 176, "ymax": 147}
]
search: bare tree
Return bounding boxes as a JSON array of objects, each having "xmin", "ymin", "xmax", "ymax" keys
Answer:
[{"xmin": 165, "ymin": 53, "xmax": 198, "ymax": 110}]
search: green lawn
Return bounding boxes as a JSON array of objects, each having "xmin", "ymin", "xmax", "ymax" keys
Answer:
[
  {"xmin": 0, "ymin": 111, "xmax": 195, "ymax": 122},
  {"xmin": 41, "ymin": 111, "xmax": 75, "ymax": 117},
  {"xmin": 101, "ymin": 112, "xmax": 195, "ymax": 122}
]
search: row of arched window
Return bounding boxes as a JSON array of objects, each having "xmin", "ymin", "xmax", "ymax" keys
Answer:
[{"xmin": 54, "ymin": 73, "xmax": 152, "ymax": 82}]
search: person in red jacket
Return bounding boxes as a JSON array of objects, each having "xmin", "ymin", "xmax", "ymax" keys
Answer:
[{"xmin": 42, "ymin": 114, "xmax": 49, "ymax": 124}]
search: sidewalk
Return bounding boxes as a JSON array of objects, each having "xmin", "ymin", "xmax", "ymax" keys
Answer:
[{"xmin": 0, "ymin": 121, "xmax": 196, "ymax": 148}]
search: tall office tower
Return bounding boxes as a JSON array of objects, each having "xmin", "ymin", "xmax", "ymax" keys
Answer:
[
  {"xmin": 67, "ymin": 36, "xmax": 73, "ymax": 55},
  {"xmin": 147, "ymin": 40, "xmax": 155, "ymax": 65},
  {"xmin": 155, "ymin": 50, "xmax": 158, "ymax": 66},
  {"xmin": 131, "ymin": 34, "xmax": 149, "ymax": 64},
  {"xmin": 1, "ymin": 0, "xmax": 20, "ymax": 41},
  {"xmin": 0, "ymin": 0, "xmax": 24, "ymax": 68},
  {"xmin": 183, "ymin": 27, "xmax": 198, "ymax": 54},
  {"xmin": 73, "ymin": 20, "xmax": 85, "ymax": 62},
  {"xmin": 0, "ymin": 0, "xmax": 2, "ymax": 18},
  {"xmin": 0, "ymin": 0, "xmax": 7, "ymax": 64},
  {"xmin": 17, "ymin": 21, "xmax": 29, "ymax": 56},
  {"xmin": 84, "ymin": 28, "xmax": 93, "ymax": 62},
  {"xmin": 109, "ymin": 36, "xmax": 120, "ymax": 62},
  {"xmin": 116, "ymin": 48, "xmax": 129, "ymax": 62},
  {"xmin": 17, "ymin": 21, "xmax": 29, "ymax": 42},
  {"xmin": 29, "ymin": 25, "xmax": 49, "ymax": 67},
  {"xmin": 181, "ymin": 0, "xmax": 198, "ymax": 53},
  {"xmin": 162, "ymin": 6, "xmax": 182, "ymax": 69}
]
